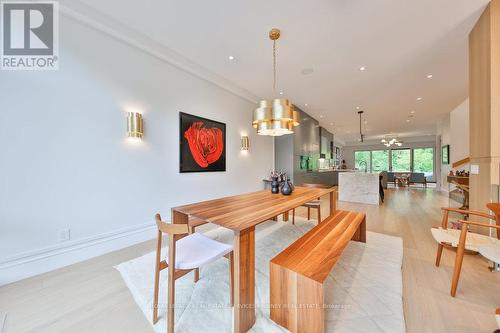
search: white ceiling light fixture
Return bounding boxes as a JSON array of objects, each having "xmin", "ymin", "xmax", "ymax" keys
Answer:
[
  {"xmin": 417, "ymin": 97, "xmax": 423, "ymax": 101},
  {"xmin": 228, "ymin": 55, "xmax": 235, "ymax": 60},
  {"xmin": 381, "ymin": 135, "xmax": 403, "ymax": 147},
  {"xmin": 427, "ymin": 74, "xmax": 433, "ymax": 79},
  {"xmin": 359, "ymin": 66, "xmax": 366, "ymax": 71},
  {"xmin": 304, "ymin": 103, "xmax": 308, "ymax": 107}
]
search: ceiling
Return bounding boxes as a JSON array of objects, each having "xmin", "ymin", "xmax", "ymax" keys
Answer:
[{"xmin": 74, "ymin": 0, "xmax": 489, "ymax": 143}]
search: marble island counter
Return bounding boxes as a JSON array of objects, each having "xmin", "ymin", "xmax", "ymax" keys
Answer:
[{"xmin": 338, "ymin": 171, "xmax": 381, "ymax": 205}]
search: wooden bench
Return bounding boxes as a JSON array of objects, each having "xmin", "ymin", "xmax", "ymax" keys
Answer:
[{"xmin": 269, "ymin": 210, "xmax": 366, "ymax": 333}]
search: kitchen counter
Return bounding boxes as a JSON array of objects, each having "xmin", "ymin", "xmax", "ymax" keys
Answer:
[{"xmin": 338, "ymin": 172, "xmax": 380, "ymax": 205}]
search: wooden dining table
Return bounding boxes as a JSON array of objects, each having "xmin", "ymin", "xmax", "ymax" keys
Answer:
[{"xmin": 172, "ymin": 186, "xmax": 337, "ymax": 333}]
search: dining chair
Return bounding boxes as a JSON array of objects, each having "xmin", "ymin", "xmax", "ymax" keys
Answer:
[
  {"xmin": 187, "ymin": 217, "xmax": 208, "ymax": 282},
  {"xmin": 291, "ymin": 183, "xmax": 331, "ymax": 224},
  {"xmin": 448, "ymin": 219, "xmax": 500, "ymax": 296},
  {"xmin": 431, "ymin": 206, "xmax": 499, "ymax": 296},
  {"xmin": 153, "ymin": 213, "xmax": 234, "ymax": 333}
]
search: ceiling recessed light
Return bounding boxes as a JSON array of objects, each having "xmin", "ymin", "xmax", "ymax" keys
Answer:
[
  {"xmin": 279, "ymin": 91, "xmax": 283, "ymax": 95},
  {"xmin": 301, "ymin": 68, "xmax": 314, "ymax": 75},
  {"xmin": 417, "ymin": 97, "xmax": 423, "ymax": 101},
  {"xmin": 356, "ymin": 106, "xmax": 361, "ymax": 110},
  {"xmin": 426, "ymin": 74, "xmax": 433, "ymax": 79},
  {"xmin": 228, "ymin": 55, "xmax": 235, "ymax": 60},
  {"xmin": 319, "ymin": 115, "xmax": 323, "ymax": 118},
  {"xmin": 330, "ymin": 122, "xmax": 334, "ymax": 126},
  {"xmin": 410, "ymin": 110, "xmax": 415, "ymax": 114},
  {"xmin": 304, "ymin": 103, "xmax": 308, "ymax": 107},
  {"xmin": 359, "ymin": 66, "xmax": 366, "ymax": 71},
  {"xmin": 406, "ymin": 119, "xmax": 411, "ymax": 123}
]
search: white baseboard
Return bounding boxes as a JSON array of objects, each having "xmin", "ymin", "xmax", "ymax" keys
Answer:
[{"xmin": 0, "ymin": 222, "xmax": 157, "ymax": 287}]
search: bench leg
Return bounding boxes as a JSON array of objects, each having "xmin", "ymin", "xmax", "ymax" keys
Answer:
[
  {"xmin": 270, "ymin": 264, "xmax": 324, "ymax": 333},
  {"xmin": 351, "ymin": 216, "xmax": 366, "ymax": 243}
]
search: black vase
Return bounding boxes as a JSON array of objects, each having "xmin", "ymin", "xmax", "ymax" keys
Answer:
[
  {"xmin": 271, "ymin": 176, "xmax": 280, "ymax": 194},
  {"xmin": 281, "ymin": 179, "xmax": 292, "ymax": 195}
]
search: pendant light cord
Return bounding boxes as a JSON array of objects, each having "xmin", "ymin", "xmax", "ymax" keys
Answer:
[{"xmin": 273, "ymin": 39, "xmax": 277, "ymax": 94}]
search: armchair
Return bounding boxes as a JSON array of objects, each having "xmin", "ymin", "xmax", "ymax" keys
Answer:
[{"xmin": 448, "ymin": 219, "xmax": 500, "ymax": 296}]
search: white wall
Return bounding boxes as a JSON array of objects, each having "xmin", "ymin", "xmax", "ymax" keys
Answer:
[
  {"xmin": 437, "ymin": 98, "xmax": 469, "ymax": 191},
  {"xmin": 0, "ymin": 15, "xmax": 273, "ymax": 284}
]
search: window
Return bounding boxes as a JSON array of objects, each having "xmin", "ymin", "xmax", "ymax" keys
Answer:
[
  {"xmin": 391, "ymin": 149, "xmax": 411, "ymax": 172},
  {"xmin": 354, "ymin": 151, "xmax": 371, "ymax": 172},
  {"xmin": 371, "ymin": 150, "xmax": 389, "ymax": 172},
  {"xmin": 413, "ymin": 148, "xmax": 434, "ymax": 178}
]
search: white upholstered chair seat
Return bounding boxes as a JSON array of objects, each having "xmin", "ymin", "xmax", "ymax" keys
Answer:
[
  {"xmin": 478, "ymin": 243, "xmax": 500, "ymax": 263},
  {"xmin": 303, "ymin": 199, "xmax": 321, "ymax": 207},
  {"xmin": 431, "ymin": 227, "xmax": 498, "ymax": 252},
  {"xmin": 162, "ymin": 232, "xmax": 233, "ymax": 270}
]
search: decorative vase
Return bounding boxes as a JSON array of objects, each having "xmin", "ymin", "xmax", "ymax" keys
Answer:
[
  {"xmin": 271, "ymin": 176, "xmax": 280, "ymax": 194},
  {"xmin": 281, "ymin": 178, "xmax": 293, "ymax": 195}
]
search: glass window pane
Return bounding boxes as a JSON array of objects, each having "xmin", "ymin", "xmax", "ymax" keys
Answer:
[
  {"xmin": 391, "ymin": 149, "xmax": 411, "ymax": 172},
  {"xmin": 413, "ymin": 148, "xmax": 434, "ymax": 179},
  {"xmin": 371, "ymin": 150, "xmax": 389, "ymax": 172},
  {"xmin": 355, "ymin": 151, "xmax": 371, "ymax": 172}
]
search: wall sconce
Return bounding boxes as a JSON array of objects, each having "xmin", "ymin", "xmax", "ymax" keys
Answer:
[
  {"xmin": 241, "ymin": 135, "xmax": 249, "ymax": 151},
  {"xmin": 127, "ymin": 112, "xmax": 144, "ymax": 140}
]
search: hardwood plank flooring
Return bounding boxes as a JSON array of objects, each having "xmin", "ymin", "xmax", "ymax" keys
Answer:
[{"xmin": 0, "ymin": 188, "xmax": 499, "ymax": 332}]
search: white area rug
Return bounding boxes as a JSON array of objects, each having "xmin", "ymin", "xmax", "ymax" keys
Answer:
[
  {"xmin": 0, "ymin": 313, "xmax": 6, "ymax": 333},
  {"xmin": 116, "ymin": 218, "xmax": 405, "ymax": 333}
]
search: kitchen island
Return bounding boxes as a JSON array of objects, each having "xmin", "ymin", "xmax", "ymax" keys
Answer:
[{"xmin": 338, "ymin": 171, "xmax": 380, "ymax": 205}]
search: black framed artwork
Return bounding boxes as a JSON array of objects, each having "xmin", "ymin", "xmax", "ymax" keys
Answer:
[
  {"xmin": 442, "ymin": 144, "xmax": 450, "ymax": 165},
  {"xmin": 179, "ymin": 112, "xmax": 226, "ymax": 173}
]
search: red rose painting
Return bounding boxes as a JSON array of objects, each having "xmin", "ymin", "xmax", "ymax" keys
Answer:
[
  {"xmin": 180, "ymin": 113, "xmax": 226, "ymax": 172},
  {"xmin": 184, "ymin": 122, "xmax": 224, "ymax": 168}
]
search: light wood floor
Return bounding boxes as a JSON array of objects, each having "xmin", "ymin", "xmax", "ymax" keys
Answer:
[{"xmin": 0, "ymin": 188, "xmax": 499, "ymax": 332}]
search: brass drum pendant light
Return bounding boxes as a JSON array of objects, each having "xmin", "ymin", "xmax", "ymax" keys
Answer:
[{"xmin": 253, "ymin": 28, "xmax": 299, "ymax": 136}]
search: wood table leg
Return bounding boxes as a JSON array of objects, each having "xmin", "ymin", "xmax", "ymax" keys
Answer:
[
  {"xmin": 283, "ymin": 211, "xmax": 289, "ymax": 222},
  {"xmin": 329, "ymin": 190, "xmax": 336, "ymax": 215},
  {"xmin": 233, "ymin": 227, "xmax": 256, "ymax": 333}
]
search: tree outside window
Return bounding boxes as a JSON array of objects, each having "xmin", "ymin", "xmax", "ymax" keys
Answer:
[
  {"xmin": 371, "ymin": 150, "xmax": 389, "ymax": 172},
  {"xmin": 413, "ymin": 148, "xmax": 434, "ymax": 178},
  {"xmin": 354, "ymin": 151, "xmax": 371, "ymax": 172},
  {"xmin": 391, "ymin": 149, "xmax": 411, "ymax": 172}
]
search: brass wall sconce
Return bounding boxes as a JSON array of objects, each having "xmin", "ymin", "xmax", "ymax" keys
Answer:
[
  {"xmin": 127, "ymin": 112, "xmax": 144, "ymax": 140},
  {"xmin": 241, "ymin": 136, "xmax": 249, "ymax": 151}
]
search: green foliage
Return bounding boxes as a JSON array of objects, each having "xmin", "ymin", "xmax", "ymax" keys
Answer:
[
  {"xmin": 413, "ymin": 148, "xmax": 434, "ymax": 174},
  {"xmin": 354, "ymin": 151, "xmax": 371, "ymax": 171},
  {"xmin": 354, "ymin": 147, "xmax": 434, "ymax": 177},
  {"xmin": 371, "ymin": 150, "xmax": 388, "ymax": 172},
  {"xmin": 391, "ymin": 149, "xmax": 411, "ymax": 172}
]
